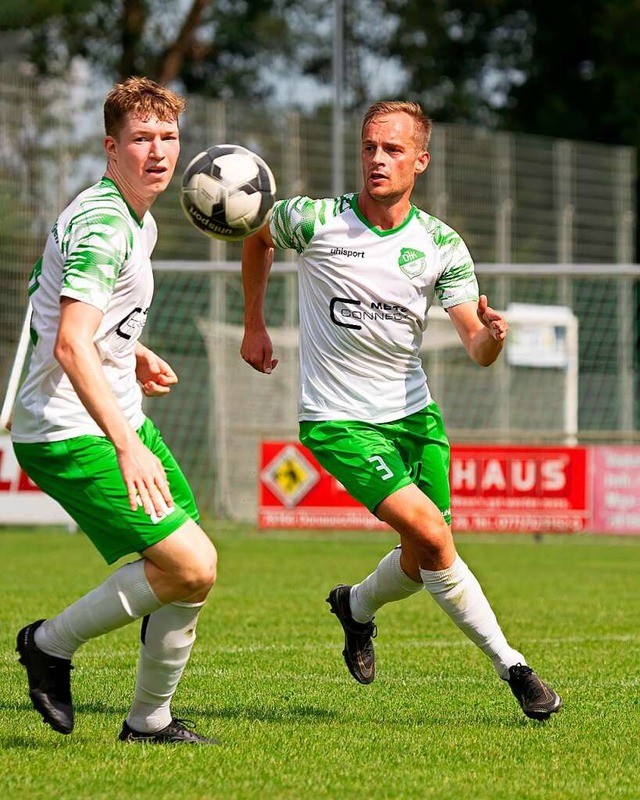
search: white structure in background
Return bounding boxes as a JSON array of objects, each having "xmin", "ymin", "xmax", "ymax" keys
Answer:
[{"xmin": 0, "ymin": 435, "xmax": 75, "ymax": 526}]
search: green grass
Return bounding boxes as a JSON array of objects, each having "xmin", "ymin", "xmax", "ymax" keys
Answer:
[{"xmin": 1, "ymin": 523, "xmax": 639, "ymax": 799}]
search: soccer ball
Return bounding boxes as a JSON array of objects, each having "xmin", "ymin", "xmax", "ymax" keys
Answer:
[{"xmin": 180, "ymin": 144, "xmax": 276, "ymax": 241}]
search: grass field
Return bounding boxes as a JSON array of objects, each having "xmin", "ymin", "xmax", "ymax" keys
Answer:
[{"xmin": 1, "ymin": 523, "xmax": 638, "ymax": 800}]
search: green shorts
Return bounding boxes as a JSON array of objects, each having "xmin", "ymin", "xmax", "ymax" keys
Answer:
[
  {"xmin": 299, "ymin": 403, "xmax": 451, "ymax": 522},
  {"xmin": 13, "ymin": 418, "xmax": 199, "ymax": 564}
]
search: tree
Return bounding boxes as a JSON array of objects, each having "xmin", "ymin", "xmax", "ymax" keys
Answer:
[
  {"xmin": 498, "ymin": 0, "xmax": 640, "ymax": 148},
  {"xmin": 370, "ymin": 0, "xmax": 640, "ymax": 149},
  {"xmin": 362, "ymin": 0, "xmax": 529, "ymax": 124},
  {"xmin": 372, "ymin": 0, "xmax": 640, "ymax": 257},
  {"xmin": 0, "ymin": 0, "xmax": 292, "ymax": 101}
]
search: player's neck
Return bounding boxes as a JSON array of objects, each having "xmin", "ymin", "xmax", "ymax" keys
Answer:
[
  {"xmin": 357, "ymin": 191, "xmax": 412, "ymax": 231},
  {"xmin": 104, "ymin": 166, "xmax": 154, "ymax": 221}
]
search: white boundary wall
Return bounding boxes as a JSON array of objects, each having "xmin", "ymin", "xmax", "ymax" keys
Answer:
[{"xmin": 0, "ymin": 435, "xmax": 75, "ymax": 526}]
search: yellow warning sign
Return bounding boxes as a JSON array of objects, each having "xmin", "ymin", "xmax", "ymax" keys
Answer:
[{"xmin": 260, "ymin": 445, "xmax": 320, "ymax": 507}]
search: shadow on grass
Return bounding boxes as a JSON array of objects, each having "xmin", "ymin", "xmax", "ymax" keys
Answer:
[
  {"xmin": 1, "ymin": 697, "xmax": 339, "ymax": 746},
  {"xmin": 180, "ymin": 698, "xmax": 549, "ymax": 729},
  {"xmin": 5, "ymin": 693, "xmax": 553, "ymax": 729},
  {"xmin": 0, "ymin": 732, "xmax": 73, "ymax": 750},
  {"xmin": 180, "ymin": 702, "xmax": 339, "ymax": 724},
  {"xmin": 2, "ymin": 698, "xmax": 130, "ymax": 716}
]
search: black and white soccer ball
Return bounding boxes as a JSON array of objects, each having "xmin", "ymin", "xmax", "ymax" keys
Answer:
[{"xmin": 180, "ymin": 144, "xmax": 277, "ymax": 241}]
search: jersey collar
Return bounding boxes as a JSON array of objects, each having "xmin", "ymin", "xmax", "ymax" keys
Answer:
[
  {"xmin": 100, "ymin": 176, "xmax": 145, "ymax": 228},
  {"xmin": 350, "ymin": 193, "xmax": 417, "ymax": 237}
]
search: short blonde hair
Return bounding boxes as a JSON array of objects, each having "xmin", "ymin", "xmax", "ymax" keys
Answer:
[
  {"xmin": 104, "ymin": 76, "xmax": 186, "ymax": 137},
  {"xmin": 362, "ymin": 101, "xmax": 432, "ymax": 152}
]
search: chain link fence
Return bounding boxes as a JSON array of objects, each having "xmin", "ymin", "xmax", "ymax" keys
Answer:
[{"xmin": 1, "ymin": 71, "xmax": 638, "ymax": 516}]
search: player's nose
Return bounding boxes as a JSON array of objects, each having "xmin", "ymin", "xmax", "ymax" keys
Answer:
[{"xmin": 149, "ymin": 136, "xmax": 166, "ymax": 159}]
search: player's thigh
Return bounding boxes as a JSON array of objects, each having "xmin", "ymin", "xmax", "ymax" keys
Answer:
[
  {"xmin": 401, "ymin": 404, "xmax": 452, "ymax": 524},
  {"xmin": 139, "ymin": 418, "xmax": 199, "ymax": 521},
  {"xmin": 299, "ymin": 419, "xmax": 413, "ymax": 512},
  {"xmin": 13, "ymin": 430, "xmax": 197, "ymax": 565},
  {"xmin": 377, "ymin": 482, "xmax": 447, "ymax": 533}
]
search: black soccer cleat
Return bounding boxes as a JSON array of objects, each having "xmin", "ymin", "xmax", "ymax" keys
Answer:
[
  {"xmin": 119, "ymin": 718, "xmax": 220, "ymax": 745},
  {"xmin": 507, "ymin": 663, "xmax": 563, "ymax": 720},
  {"xmin": 16, "ymin": 619, "xmax": 74, "ymax": 734},
  {"xmin": 326, "ymin": 584, "xmax": 377, "ymax": 685}
]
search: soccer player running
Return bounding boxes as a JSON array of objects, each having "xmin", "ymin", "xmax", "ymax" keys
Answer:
[
  {"xmin": 11, "ymin": 77, "xmax": 219, "ymax": 744},
  {"xmin": 240, "ymin": 100, "xmax": 562, "ymax": 720}
]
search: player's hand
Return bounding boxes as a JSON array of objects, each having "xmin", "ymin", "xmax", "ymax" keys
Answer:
[
  {"xmin": 117, "ymin": 435, "xmax": 174, "ymax": 517},
  {"xmin": 135, "ymin": 346, "xmax": 178, "ymax": 396},
  {"xmin": 477, "ymin": 295, "xmax": 508, "ymax": 341},
  {"xmin": 241, "ymin": 328, "xmax": 279, "ymax": 374}
]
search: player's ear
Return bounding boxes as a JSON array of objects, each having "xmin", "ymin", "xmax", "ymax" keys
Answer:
[
  {"xmin": 415, "ymin": 151, "xmax": 430, "ymax": 174},
  {"xmin": 104, "ymin": 135, "xmax": 117, "ymax": 158}
]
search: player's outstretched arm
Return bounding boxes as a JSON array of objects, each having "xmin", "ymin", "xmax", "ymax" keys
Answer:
[
  {"xmin": 241, "ymin": 226, "xmax": 279, "ymax": 374},
  {"xmin": 447, "ymin": 295, "xmax": 508, "ymax": 366}
]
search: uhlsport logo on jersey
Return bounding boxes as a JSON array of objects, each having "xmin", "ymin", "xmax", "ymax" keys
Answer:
[{"xmin": 398, "ymin": 247, "xmax": 426, "ymax": 278}]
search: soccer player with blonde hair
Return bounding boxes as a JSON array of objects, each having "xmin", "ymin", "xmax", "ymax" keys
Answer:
[{"xmin": 241, "ymin": 99, "xmax": 562, "ymax": 721}]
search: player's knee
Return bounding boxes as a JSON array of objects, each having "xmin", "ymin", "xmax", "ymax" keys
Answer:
[
  {"xmin": 400, "ymin": 510, "xmax": 451, "ymax": 554},
  {"xmin": 201, "ymin": 541, "xmax": 218, "ymax": 589},
  {"xmin": 186, "ymin": 540, "xmax": 217, "ymax": 595},
  {"xmin": 162, "ymin": 535, "xmax": 216, "ymax": 599}
]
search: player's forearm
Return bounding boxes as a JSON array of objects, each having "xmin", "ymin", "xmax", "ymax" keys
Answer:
[
  {"xmin": 135, "ymin": 341, "xmax": 150, "ymax": 359},
  {"xmin": 242, "ymin": 231, "xmax": 272, "ymax": 329},
  {"xmin": 468, "ymin": 329, "xmax": 505, "ymax": 366},
  {"xmin": 54, "ymin": 338, "xmax": 136, "ymax": 450}
]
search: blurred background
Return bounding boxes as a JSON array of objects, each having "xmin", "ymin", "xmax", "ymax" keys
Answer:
[{"xmin": 0, "ymin": 0, "xmax": 638, "ymax": 518}]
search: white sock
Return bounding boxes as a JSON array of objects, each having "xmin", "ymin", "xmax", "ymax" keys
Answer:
[
  {"xmin": 34, "ymin": 560, "xmax": 162, "ymax": 660},
  {"xmin": 126, "ymin": 600, "xmax": 204, "ymax": 733},
  {"xmin": 420, "ymin": 555, "xmax": 526, "ymax": 680},
  {"xmin": 350, "ymin": 547, "xmax": 423, "ymax": 623}
]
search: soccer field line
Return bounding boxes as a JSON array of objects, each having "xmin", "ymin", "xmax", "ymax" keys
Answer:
[
  {"xmin": 204, "ymin": 631, "xmax": 638, "ymax": 654},
  {"xmin": 3, "ymin": 632, "xmax": 636, "ymax": 667}
]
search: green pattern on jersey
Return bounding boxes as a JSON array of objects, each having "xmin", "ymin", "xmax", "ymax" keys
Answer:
[
  {"xmin": 27, "ymin": 257, "xmax": 42, "ymax": 297},
  {"xmin": 60, "ymin": 180, "xmax": 134, "ymax": 297},
  {"xmin": 271, "ymin": 194, "xmax": 353, "ymax": 252},
  {"xmin": 414, "ymin": 210, "xmax": 475, "ymax": 303}
]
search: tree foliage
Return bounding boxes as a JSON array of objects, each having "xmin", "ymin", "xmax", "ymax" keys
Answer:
[
  {"xmin": 370, "ymin": 0, "xmax": 640, "ymax": 147},
  {"xmin": 0, "ymin": 0, "xmax": 293, "ymax": 101},
  {"xmin": 498, "ymin": 0, "xmax": 640, "ymax": 147},
  {"xmin": 1, "ymin": 0, "xmax": 639, "ymax": 151},
  {"xmin": 365, "ymin": 0, "xmax": 529, "ymax": 125}
]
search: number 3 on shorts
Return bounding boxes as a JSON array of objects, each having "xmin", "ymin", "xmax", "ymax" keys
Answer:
[{"xmin": 368, "ymin": 454, "xmax": 394, "ymax": 481}]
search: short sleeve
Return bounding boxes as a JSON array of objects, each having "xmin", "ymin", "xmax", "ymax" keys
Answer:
[
  {"xmin": 60, "ymin": 202, "xmax": 133, "ymax": 311},
  {"xmin": 270, "ymin": 195, "xmax": 350, "ymax": 254},
  {"xmin": 434, "ymin": 228, "xmax": 479, "ymax": 308}
]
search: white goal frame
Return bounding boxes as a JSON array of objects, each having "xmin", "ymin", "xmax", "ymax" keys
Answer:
[{"xmin": 0, "ymin": 304, "xmax": 31, "ymax": 431}]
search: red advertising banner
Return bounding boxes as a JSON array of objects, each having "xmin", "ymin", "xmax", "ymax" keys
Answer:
[
  {"xmin": 450, "ymin": 445, "xmax": 590, "ymax": 533},
  {"xmin": 259, "ymin": 441, "xmax": 388, "ymax": 529},
  {"xmin": 259, "ymin": 441, "xmax": 592, "ymax": 533}
]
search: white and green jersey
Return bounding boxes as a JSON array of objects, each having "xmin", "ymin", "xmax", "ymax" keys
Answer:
[
  {"xmin": 11, "ymin": 177, "xmax": 157, "ymax": 443},
  {"xmin": 270, "ymin": 193, "xmax": 479, "ymax": 423}
]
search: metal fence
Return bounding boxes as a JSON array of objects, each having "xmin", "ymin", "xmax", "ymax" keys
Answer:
[
  {"xmin": 1, "ymin": 70, "xmax": 638, "ymax": 513},
  {"xmin": 139, "ymin": 260, "xmax": 640, "ymax": 519}
]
